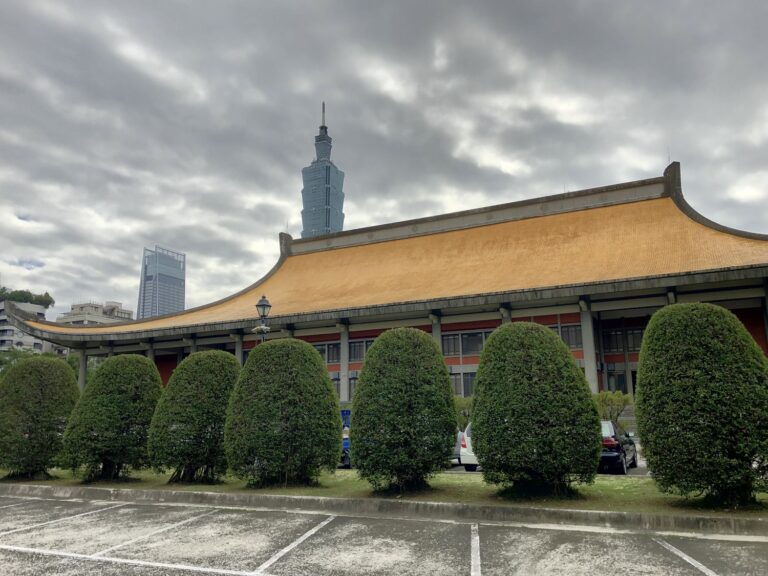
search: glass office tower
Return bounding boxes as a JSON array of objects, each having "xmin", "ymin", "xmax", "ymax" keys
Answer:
[
  {"xmin": 301, "ymin": 103, "xmax": 345, "ymax": 238},
  {"xmin": 137, "ymin": 245, "xmax": 186, "ymax": 319}
]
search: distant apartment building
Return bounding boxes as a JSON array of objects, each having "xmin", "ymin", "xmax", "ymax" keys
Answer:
[
  {"xmin": 137, "ymin": 245, "xmax": 186, "ymax": 319},
  {"xmin": 56, "ymin": 301, "xmax": 134, "ymax": 326},
  {"xmin": 0, "ymin": 300, "xmax": 49, "ymax": 352}
]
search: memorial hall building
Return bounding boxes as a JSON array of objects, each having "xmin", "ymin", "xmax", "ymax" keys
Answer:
[{"xmin": 9, "ymin": 162, "xmax": 768, "ymax": 398}]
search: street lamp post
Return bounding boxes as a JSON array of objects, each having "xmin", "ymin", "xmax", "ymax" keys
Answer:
[{"xmin": 252, "ymin": 294, "xmax": 272, "ymax": 343}]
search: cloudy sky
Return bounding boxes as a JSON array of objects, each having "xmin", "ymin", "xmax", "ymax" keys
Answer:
[{"xmin": 1, "ymin": 1, "xmax": 767, "ymax": 320}]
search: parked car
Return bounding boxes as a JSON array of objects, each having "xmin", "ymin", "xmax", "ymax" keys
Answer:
[
  {"xmin": 600, "ymin": 420, "xmax": 637, "ymax": 474},
  {"xmin": 453, "ymin": 428, "xmax": 462, "ymax": 464},
  {"xmin": 459, "ymin": 422, "xmax": 479, "ymax": 472}
]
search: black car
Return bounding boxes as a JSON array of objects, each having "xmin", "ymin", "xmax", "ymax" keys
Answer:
[{"xmin": 600, "ymin": 420, "xmax": 637, "ymax": 474}]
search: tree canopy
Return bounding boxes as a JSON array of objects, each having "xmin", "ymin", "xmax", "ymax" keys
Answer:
[{"xmin": 0, "ymin": 286, "xmax": 55, "ymax": 308}]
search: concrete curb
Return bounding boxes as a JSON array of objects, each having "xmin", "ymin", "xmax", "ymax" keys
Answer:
[{"xmin": 0, "ymin": 483, "xmax": 766, "ymax": 537}]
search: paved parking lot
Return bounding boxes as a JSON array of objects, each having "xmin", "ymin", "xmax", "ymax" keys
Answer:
[{"xmin": 0, "ymin": 493, "xmax": 766, "ymax": 575}]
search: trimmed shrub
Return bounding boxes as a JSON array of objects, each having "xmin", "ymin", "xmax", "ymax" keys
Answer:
[
  {"xmin": 224, "ymin": 339, "xmax": 341, "ymax": 487},
  {"xmin": 472, "ymin": 322, "xmax": 601, "ymax": 492},
  {"xmin": 148, "ymin": 350, "xmax": 240, "ymax": 483},
  {"xmin": 351, "ymin": 327, "xmax": 456, "ymax": 491},
  {"xmin": 636, "ymin": 303, "xmax": 768, "ymax": 506},
  {"xmin": 0, "ymin": 356, "xmax": 79, "ymax": 478},
  {"xmin": 63, "ymin": 354, "xmax": 162, "ymax": 480}
]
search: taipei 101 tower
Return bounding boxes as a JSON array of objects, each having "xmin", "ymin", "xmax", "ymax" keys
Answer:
[{"xmin": 300, "ymin": 103, "xmax": 345, "ymax": 238}]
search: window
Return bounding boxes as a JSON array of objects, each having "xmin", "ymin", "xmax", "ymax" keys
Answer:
[
  {"xmin": 461, "ymin": 332, "xmax": 484, "ymax": 355},
  {"xmin": 349, "ymin": 340, "xmax": 374, "ymax": 362},
  {"xmin": 349, "ymin": 341, "xmax": 366, "ymax": 362},
  {"xmin": 462, "ymin": 372, "xmax": 476, "ymax": 396},
  {"xmin": 313, "ymin": 342, "xmax": 340, "ymax": 364},
  {"xmin": 349, "ymin": 371, "xmax": 359, "ymax": 398},
  {"xmin": 442, "ymin": 334, "xmax": 460, "ymax": 357},
  {"xmin": 560, "ymin": 325, "xmax": 583, "ymax": 349},
  {"xmin": 607, "ymin": 370, "xmax": 627, "ymax": 394},
  {"xmin": 626, "ymin": 329, "xmax": 644, "ymax": 351},
  {"xmin": 450, "ymin": 373, "xmax": 463, "ymax": 395},
  {"xmin": 602, "ymin": 330, "xmax": 624, "ymax": 353},
  {"xmin": 327, "ymin": 343, "xmax": 340, "ymax": 363}
]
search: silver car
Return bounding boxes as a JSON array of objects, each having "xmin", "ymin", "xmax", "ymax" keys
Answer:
[{"xmin": 459, "ymin": 422, "xmax": 479, "ymax": 472}]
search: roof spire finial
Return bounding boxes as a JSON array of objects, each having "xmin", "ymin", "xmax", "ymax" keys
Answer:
[{"xmin": 322, "ymin": 101, "xmax": 326, "ymax": 127}]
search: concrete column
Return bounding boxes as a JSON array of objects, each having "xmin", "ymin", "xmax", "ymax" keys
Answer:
[
  {"xmin": 232, "ymin": 333, "xmax": 244, "ymax": 366},
  {"xmin": 146, "ymin": 342, "xmax": 155, "ymax": 362},
  {"xmin": 107, "ymin": 346, "xmax": 114, "ymax": 358},
  {"xmin": 666, "ymin": 288, "xmax": 677, "ymax": 305},
  {"xmin": 429, "ymin": 313, "xmax": 442, "ymax": 348},
  {"xmin": 621, "ymin": 318, "xmax": 633, "ymax": 396},
  {"xmin": 184, "ymin": 337, "xmax": 198, "ymax": 354},
  {"xmin": 338, "ymin": 323, "xmax": 350, "ymax": 402},
  {"xmin": 597, "ymin": 313, "xmax": 608, "ymax": 391},
  {"xmin": 500, "ymin": 306, "xmax": 511, "ymax": 324},
  {"xmin": 77, "ymin": 349, "xmax": 87, "ymax": 391},
  {"xmin": 580, "ymin": 300, "xmax": 599, "ymax": 393}
]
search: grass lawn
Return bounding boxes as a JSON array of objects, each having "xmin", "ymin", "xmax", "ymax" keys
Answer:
[{"xmin": 2, "ymin": 468, "xmax": 766, "ymax": 519}]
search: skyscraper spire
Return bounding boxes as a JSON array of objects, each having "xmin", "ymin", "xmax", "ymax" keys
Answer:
[
  {"xmin": 315, "ymin": 101, "xmax": 332, "ymax": 160},
  {"xmin": 301, "ymin": 103, "xmax": 345, "ymax": 238}
]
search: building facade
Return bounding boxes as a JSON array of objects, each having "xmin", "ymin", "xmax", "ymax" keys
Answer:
[
  {"xmin": 0, "ymin": 301, "xmax": 50, "ymax": 352},
  {"xmin": 301, "ymin": 103, "xmax": 345, "ymax": 238},
  {"xmin": 56, "ymin": 301, "xmax": 134, "ymax": 325},
  {"xmin": 10, "ymin": 163, "xmax": 768, "ymax": 396},
  {"xmin": 136, "ymin": 246, "xmax": 186, "ymax": 319}
]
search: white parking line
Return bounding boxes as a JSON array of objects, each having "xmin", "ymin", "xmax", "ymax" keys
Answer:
[
  {"xmin": 0, "ymin": 503, "xmax": 127, "ymax": 537},
  {"xmin": 0, "ymin": 502, "xmax": 28, "ymax": 511},
  {"xmin": 252, "ymin": 515, "xmax": 336, "ymax": 575},
  {"xmin": 471, "ymin": 523, "xmax": 481, "ymax": 576},
  {"xmin": 92, "ymin": 508, "xmax": 218, "ymax": 557},
  {"xmin": 0, "ymin": 543, "xmax": 257, "ymax": 575},
  {"xmin": 653, "ymin": 538, "xmax": 720, "ymax": 576},
  {"xmin": 3, "ymin": 494, "xmax": 766, "ymax": 544}
]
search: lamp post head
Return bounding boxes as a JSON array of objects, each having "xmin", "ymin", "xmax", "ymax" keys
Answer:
[{"xmin": 256, "ymin": 295, "xmax": 272, "ymax": 320}]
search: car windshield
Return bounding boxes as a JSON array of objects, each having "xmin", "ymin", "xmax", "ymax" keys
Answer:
[{"xmin": 601, "ymin": 421, "xmax": 613, "ymax": 437}]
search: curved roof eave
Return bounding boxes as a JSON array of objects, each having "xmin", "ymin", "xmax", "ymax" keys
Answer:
[{"xmin": 664, "ymin": 162, "xmax": 768, "ymax": 241}]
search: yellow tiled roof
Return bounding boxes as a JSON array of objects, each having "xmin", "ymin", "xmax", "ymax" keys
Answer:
[{"xmin": 24, "ymin": 197, "xmax": 768, "ymax": 336}]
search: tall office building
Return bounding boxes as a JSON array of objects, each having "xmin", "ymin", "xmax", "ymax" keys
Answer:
[
  {"xmin": 137, "ymin": 245, "xmax": 185, "ymax": 319},
  {"xmin": 301, "ymin": 103, "xmax": 345, "ymax": 238}
]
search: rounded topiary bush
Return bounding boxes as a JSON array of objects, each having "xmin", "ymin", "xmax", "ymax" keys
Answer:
[
  {"xmin": 224, "ymin": 339, "xmax": 341, "ymax": 487},
  {"xmin": 351, "ymin": 327, "xmax": 456, "ymax": 491},
  {"xmin": 636, "ymin": 303, "xmax": 768, "ymax": 506},
  {"xmin": 148, "ymin": 350, "xmax": 240, "ymax": 483},
  {"xmin": 0, "ymin": 356, "xmax": 79, "ymax": 478},
  {"xmin": 63, "ymin": 354, "xmax": 162, "ymax": 480},
  {"xmin": 472, "ymin": 322, "xmax": 601, "ymax": 492}
]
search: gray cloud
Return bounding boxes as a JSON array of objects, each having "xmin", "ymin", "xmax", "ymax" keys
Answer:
[{"xmin": 1, "ymin": 1, "xmax": 766, "ymax": 321}]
